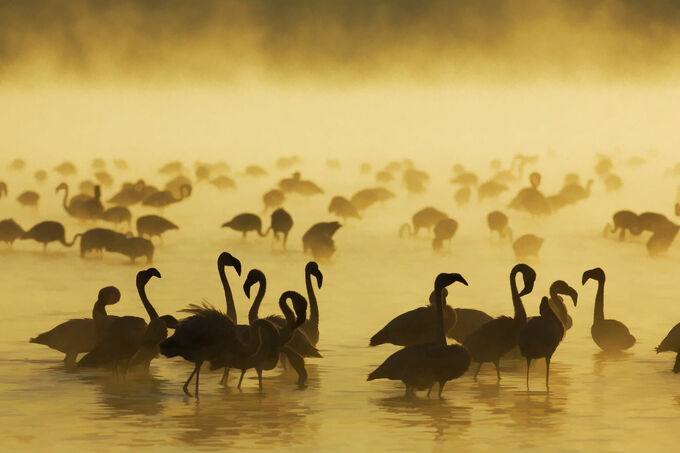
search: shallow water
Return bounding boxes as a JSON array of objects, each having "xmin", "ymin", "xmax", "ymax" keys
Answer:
[{"xmin": 1, "ymin": 156, "xmax": 680, "ymax": 452}]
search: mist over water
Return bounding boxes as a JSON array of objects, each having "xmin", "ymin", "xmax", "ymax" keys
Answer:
[{"xmin": 2, "ymin": 1, "xmax": 680, "ymax": 452}]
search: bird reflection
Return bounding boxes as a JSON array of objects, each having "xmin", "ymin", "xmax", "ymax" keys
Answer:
[
  {"xmin": 372, "ymin": 396, "xmax": 472, "ymax": 442},
  {"xmin": 76, "ymin": 371, "xmax": 169, "ymax": 417},
  {"xmin": 592, "ymin": 350, "xmax": 634, "ymax": 376},
  {"xmin": 171, "ymin": 385, "xmax": 320, "ymax": 448}
]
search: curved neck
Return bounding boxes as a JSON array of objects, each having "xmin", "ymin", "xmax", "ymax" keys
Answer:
[
  {"xmin": 279, "ymin": 297, "xmax": 296, "ymax": 328},
  {"xmin": 247, "ymin": 277, "xmax": 266, "ymax": 324},
  {"xmin": 593, "ymin": 278, "xmax": 605, "ymax": 323},
  {"xmin": 510, "ymin": 271, "xmax": 527, "ymax": 323},
  {"xmin": 59, "ymin": 186, "xmax": 69, "ymax": 211},
  {"xmin": 278, "ymin": 297, "xmax": 297, "ymax": 344},
  {"xmin": 61, "ymin": 233, "xmax": 81, "ymax": 247},
  {"xmin": 220, "ymin": 265, "xmax": 237, "ymax": 322},
  {"xmin": 92, "ymin": 299, "xmax": 107, "ymax": 319},
  {"xmin": 137, "ymin": 279, "xmax": 159, "ymax": 320},
  {"xmin": 306, "ymin": 271, "xmax": 319, "ymax": 327}
]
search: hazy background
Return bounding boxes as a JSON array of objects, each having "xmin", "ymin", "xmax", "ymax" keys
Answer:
[{"xmin": 1, "ymin": 0, "xmax": 680, "ymax": 165}]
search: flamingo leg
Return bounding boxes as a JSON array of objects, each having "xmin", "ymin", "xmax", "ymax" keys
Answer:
[
  {"xmin": 473, "ymin": 362, "xmax": 482, "ymax": 381},
  {"xmin": 237, "ymin": 370, "xmax": 246, "ymax": 390},
  {"xmin": 195, "ymin": 364, "xmax": 201, "ymax": 397},
  {"xmin": 525, "ymin": 357, "xmax": 532, "ymax": 390},
  {"xmin": 183, "ymin": 363, "xmax": 199, "ymax": 396},
  {"xmin": 545, "ymin": 357, "xmax": 551, "ymax": 390},
  {"xmin": 438, "ymin": 381, "xmax": 446, "ymax": 399},
  {"xmin": 64, "ymin": 353, "xmax": 77, "ymax": 369},
  {"xmin": 257, "ymin": 368, "xmax": 263, "ymax": 392},
  {"xmin": 220, "ymin": 368, "xmax": 230, "ymax": 386},
  {"xmin": 493, "ymin": 359, "xmax": 501, "ymax": 380}
]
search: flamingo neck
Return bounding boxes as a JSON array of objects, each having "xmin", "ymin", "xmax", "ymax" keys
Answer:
[
  {"xmin": 593, "ymin": 278, "xmax": 605, "ymax": 324},
  {"xmin": 137, "ymin": 280, "xmax": 159, "ymax": 320},
  {"xmin": 511, "ymin": 271, "xmax": 527, "ymax": 323},
  {"xmin": 306, "ymin": 271, "xmax": 319, "ymax": 327},
  {"xmin": 220, "ymin": 265, "xmax": 237, "ymax": 323},
  {"xmin": 247, "ymin": 277, "xmax": 266, "ymax": 324}
]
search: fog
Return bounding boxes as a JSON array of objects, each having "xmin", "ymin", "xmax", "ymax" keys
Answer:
[{"xmin": 2, "ymin": 1, "xmax": 680, "ymax": 452}]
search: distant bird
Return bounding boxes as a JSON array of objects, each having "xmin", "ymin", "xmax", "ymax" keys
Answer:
[
  {"xmin": 54, "ymin": 161, "xmax": 77, "ymax": 176},
  {"xmin": 17, "ymin": 190, "xmax": 39, "ymax": 207},
  {"xmin": 9, "ymin": 158, "xmax": 25, "ymax": 171},
  {"xmin": 367, "ymin": 273, "xmax": 471, "ymax": 398},
  {"xmin": 266, "ymin": 208, "xmax": 294, "ymax": 249},
  {"xmin": 328, "ymin": 196, "xmax": 361, "ymax": 221},
  {"xmin": 582, "ymin": 268, "xmax": 635, "ymax": 352},
  {"xmin": 454, "ymin": 186, "xmax": 471, "ymax": 206},
  {"xmin": 34, "ymin": 170, "xmax": 47, "ymax": 183},
  {"xmin": 79, "ymin": 179, "xmax": 96, "ymax": 195},
  {"xmin": 137, "ymin": 215, "xmax": 179, "ymax": 241},
  {"xmin": 210, "ymin": 175, "xmax": 236, "ymax": 191},
  {"xmin": 604, "ymin": 173, "xmax": 623, "ymax": 192},
  {"xmin": 399, "ymin": 207, "xmax": 448, "ymax": 237},
  {"xmin": 106, "ymin": 236, "xmax": 154, "ymax": 263},
  {"xmin": 487, "ymin": 210, "xmax": 512, "ymax": 241},
  {"xmin": 92, "ymin": 158, "xmax": 106, "ymax": 170},
  {"xmin": 79, "ymin": 228, "xmax": 126, "ymax": 258},
  {"xmin": 143, "ymin": 184, "xmax": 192, "ymax": 208},
  {"xmin": 56, "ymin": 182, "xmax": 90, "ymax": 218},
  {"xmin": 646, "ymin": 223, "xmax": 680, "ymax": 256},
  {"xmin": 478, "ymin": 180, "xmax": 508, "ymax": 201},
  {"xmin": 0, "ymin": 181, "xmax": 7, "ymax": 198},
  {"xmin": 603, "ymin": 210, "xmax": 641, "ymax": 240},
  {"xmin": 656, "ymin": 323, "xmax": 680, "ymax": 373},
  {"xmin": 638, "ymin": 211, "xmax": 672, "ymax": 234},
  {"xmin": 432, "ymin": 218, "xmax": 458, "ymax": 251},
  {"xmin": 245, "ymin": 165, "xmax": 268, "ymax": 177},
  {"xmin": 108, "ymin": 180, "xmax": 146, "ymax": 206},
  {"xmin": 350, "ymin": 187, "xmax": 395, "ymax": 211},
  {"xmin": 376, "ymin": 170, "xmax": 394, "ymax": 184},
  {"xmin": 30, "ymin": 287, "xmax": 121, "ymax": 367},
  {"xmin": 222, "ymin": 213, "xmax": 267, "ymax": 238},
  {"xmin": 518, "ymin": 281, "xmax": 578, "ymax": 389},
  {"xmin": 279, "ymin": 172, "xmax": 323, "ymax": 196},
  {"xmin": 463, "ymin": 264, "xmax": 536, "ymax": 380},
  {"xmin": 159, "ymin": 161, "xmax": 184, "ymax": 175},
  {"xmin": 79, "ymin": 268, "xmax": 168, "ymax": 375},
  {"xmin": 513, "ymin": 234, "xmax": 543, "ymax": 260},
  {"xmin": 262, "ymin": 189, "xmax": 285, "ymax": 211},
  {"xmin": 508, "ymin": 172, "xmax": 551, "ymax": 216},
  {"xmin": 79, "ymin": 185, "xmax": 105, "ymax": 219},
  {"xmin": 94, "ymin": 171, "xmax": 114, "ymax": 187},
  {"xmin": 101, "ymin": 206, "xmax": 132, "ymax": 227},
  {"xmin": 165, "ymin": 175, "xmax": 192, "ymax": 194},
  {"xmin": 302, "ymin": 221, "xmax": 342, "ymax": 260},
  {"xmin": 113, "ymin": 159, "xmax": 128, "ymax": 170},
  {"xmin": 450, "ymin": 172, "xmax": 478, "ymax": 187},
  {"xmin": 0, "ymin": 218, "xmax": 24, "ymax": 245},
  {"xmin": 557, "ymin": 179, "xmax": 594, "ymax": 206},
  {"xmin": 21, "ymin": 221, "xmax": 81, "ymax": 252}
]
